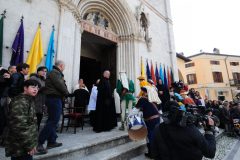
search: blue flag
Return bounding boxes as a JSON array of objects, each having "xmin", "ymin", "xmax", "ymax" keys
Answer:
[
  {"xmin": 146, "ymin": 60, "xmax": 151, "ymax": 80},
  {"xmin": 10, "ymin": 19, "xmax": 24, "ymax": 65},
  {"xmin": 155, "ymin": 64, "xmax": 159, "ymax": 82},
  {"xmin": 159, "ymin": 64, "xmax": 164, "ymax": 84},
  {"xmin": 164, "ymin": 66, "xmax": 168, "ymax": 88},
  {"xmin": 45, "ymin": 27, "xmax": 55, "ymax": 71}
]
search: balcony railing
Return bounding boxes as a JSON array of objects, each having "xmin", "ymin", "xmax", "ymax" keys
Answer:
[{"xmin": 229, "ymin": 79, "xmax": 240, "ymax": 86}]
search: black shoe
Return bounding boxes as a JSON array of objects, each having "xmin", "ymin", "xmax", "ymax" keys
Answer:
[
  {"xmin": 36, "ymin": 144, "xmax": 47, "ymax": 155},
  {"xmin": 145, "ymin": 152, "xmax": 152, "ymax": 159},
  {"xmin": 47, "ymin": 142, "xmax": 62, "ymax": 149}
]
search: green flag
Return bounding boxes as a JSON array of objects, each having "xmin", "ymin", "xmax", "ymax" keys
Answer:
[{"xmin": 0, "ymin": 15, "xmax": 3, "ymax": 65}]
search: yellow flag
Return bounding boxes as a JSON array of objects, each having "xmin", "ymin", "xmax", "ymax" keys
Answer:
[
  {"xmin": 26, "ymin": 26, "xmax": 43, "ymax": 74},
  {"xmin": 141, "ymin": 57, "xmax": 145, "ymax": 77}
]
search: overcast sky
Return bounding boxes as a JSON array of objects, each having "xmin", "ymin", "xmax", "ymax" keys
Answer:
[{"xmin": 170, "ymin": 0, "xmax": 240, "ymax": 56}]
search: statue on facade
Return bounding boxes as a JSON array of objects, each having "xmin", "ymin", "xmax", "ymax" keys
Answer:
[
  {"xmin": 136, "ymin": 3, "xmax": 152, "ymax": 51},
  {"xmin": 97, "ymin": 14, "xmax": 106, "ymax": 28},
  {"xmin": 84, "ymin": 12, "xmax": 113, "ymax": 31},
  {"xmin": 86, "ymin": 12, "xmax": 95, "ymax": 24}
]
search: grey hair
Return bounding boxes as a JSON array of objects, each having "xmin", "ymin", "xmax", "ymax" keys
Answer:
[{"xmin": 55, "ymin": 60, "xmax": 65, "ymax": 67}]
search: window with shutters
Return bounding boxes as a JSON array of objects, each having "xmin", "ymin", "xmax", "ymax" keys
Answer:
[
  {"xmin": 187, "ymin": 74, "xmax": 197, "ymax": 84},
  {"xmin": 230, "ymin": 62, "xmax": 239, "ymax": 66},
  {"xmin": 185, "ymin": 63, "xmax": 195, "ymax": 68},
  {"xmin": 212, "ymin": 72, "xmax": 223, "ymax": 83},
  {"xmin": 210, "ymin": 60, "xmax": 220, "ymax": 65}
]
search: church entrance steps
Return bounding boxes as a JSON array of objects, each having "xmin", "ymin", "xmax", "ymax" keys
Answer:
[
  {"xmin": 34, "ymin": 126, "xmax": 146, "ymax": 160},
  {"xmin": 80, "ymin": 140, "xmax": 146, "ymax": 160}
]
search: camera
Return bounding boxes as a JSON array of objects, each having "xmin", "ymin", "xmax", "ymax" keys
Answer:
[{"xmin": 181, "ymin": 107, "xmax": 220, "ymax": 134}]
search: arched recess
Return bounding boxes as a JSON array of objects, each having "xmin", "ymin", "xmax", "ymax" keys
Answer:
[
  {"xmin": 77, "ymin": 0, "xmax": 139, "ymax": 81},
  {"xmin": 57, "ymin": 0, "xmax": 140, "ymax": 89}
]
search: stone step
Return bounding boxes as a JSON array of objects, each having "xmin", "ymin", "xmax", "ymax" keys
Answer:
[
  {"xmin": 34, "ymin": 128, "xmax": 131, "ymax": 160},
  {"xmin": 80, "ymin": 140, "xmax": 146, "ymax": 160}
]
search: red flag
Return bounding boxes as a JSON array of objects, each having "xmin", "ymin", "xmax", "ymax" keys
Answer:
[
  {"xmin": 167, "ymin": 67, "xmax": 172, "ymax": 88},
  {"xmin": 151, "ymin": 61, "xmax": 156, "ymax": 85}
]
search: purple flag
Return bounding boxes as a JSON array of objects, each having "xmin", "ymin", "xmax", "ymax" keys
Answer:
[
  {"xmin": 155, "ymin": 64, "xmax": 159, "ymax": 82},
  {"xmin": 10, "ymin": 19, "xmax": 24, "ymax": 65},
  {"xmin": 146, "ymin": 60, "xmax": 151, "ymax": 80}
]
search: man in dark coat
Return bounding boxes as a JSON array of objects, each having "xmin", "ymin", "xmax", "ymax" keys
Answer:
[
  {"xmin": 37, "ymin": 60, "xmax": 69, "ymax": 154},
  {"xmin": 93, "ymin": 70, "xmax": 117, "ymax": 133},
  {"xmin": 9, "ymin": 63, "xmax": 29, "ymax": 97}
]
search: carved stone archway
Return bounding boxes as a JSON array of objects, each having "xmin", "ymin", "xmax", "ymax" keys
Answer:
[
  {"xmin": 57, "ymin": 0, "xmax": 140, "ymax": 89},
  {"xmin": 78, "ymin": 0, "xmax": 139, "ymax": 81}
]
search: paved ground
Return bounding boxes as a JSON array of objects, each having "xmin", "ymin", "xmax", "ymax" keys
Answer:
[
  {"xmin": 222, "ymin": 138, "xmax": 240, "ymax": 160},
  {"xmin": 132, "ymin": 134, "xmax": 239, "ymax": 160},
  {"xmin": 0, "ymin": 123, "xmax": 127, "ymax": 160}
]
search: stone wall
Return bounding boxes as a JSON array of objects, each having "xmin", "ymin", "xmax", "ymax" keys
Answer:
[{"xmin": 0, "ymin": 0, "xmax": 178, "ymax": 92}]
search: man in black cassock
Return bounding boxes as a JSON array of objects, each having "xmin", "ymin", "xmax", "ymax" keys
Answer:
[{"xmin": 93, "ymin": 70, "xmax": 117, "ymax": 133}]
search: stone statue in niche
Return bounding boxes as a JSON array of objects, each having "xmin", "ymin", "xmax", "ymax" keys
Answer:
[
  {"xmin": 136, "ymin": 3, "xmax": 152, "ymax": 51},
  {"xmin": 86, "ymin": 12, "xmax": 95, "ymax": 24},
  {"xmin": 97, "ymin": 14, "xmax": 106, "ymax": 28}
]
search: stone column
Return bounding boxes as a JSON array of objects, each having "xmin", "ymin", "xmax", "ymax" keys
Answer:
[
  {"xmin": 117, "ymin": 36, "xmax": 135, "ymax": 80},
  {"xmin": 56, "ymin": 6, "xmax": 81, "ymax": 91}
]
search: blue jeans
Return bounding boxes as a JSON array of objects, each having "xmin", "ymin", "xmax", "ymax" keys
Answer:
[
  {"xmin": 11, "ymin": 155, "xmax": 33, "ymax": 160},
  {"xmin": 145, "ymin": 117, "xmax": 160, "ymax": 144},
  {"xmin": 38, "ymin": 97, "xmax": 62, "ymax": 144}
]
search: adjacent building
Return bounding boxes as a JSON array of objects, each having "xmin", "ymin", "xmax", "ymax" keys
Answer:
[
  {"xmin": 0, "ymin": 0, "xmax": 178, "ymax": 93},
  {"xmin": 178, "ymin": 51, "xmax": 240, "ymax": 101}
]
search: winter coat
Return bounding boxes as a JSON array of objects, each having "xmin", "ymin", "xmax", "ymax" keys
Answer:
[
  {"xmin": 152, "ymin": 123, "xmax": 216, "ymax": 160},
  {"xmin": 8, "ymin": 72, "xmax": 24, "ymax": 97},
  {"xmin": 5, "ymin": 94, "xmax": 37, "ymax": 157},
  {"xmin": 44, "ymin": 66, "xmax": 69, "ymax": 98},
  {"xmin": 30, "ymin": 74, "xmax": 46, "ymax": 114}
]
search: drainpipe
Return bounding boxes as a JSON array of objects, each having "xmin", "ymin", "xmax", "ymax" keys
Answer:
[{"xmin": 224, "ymin": 56, "xmax": 233, "ymax": 100}]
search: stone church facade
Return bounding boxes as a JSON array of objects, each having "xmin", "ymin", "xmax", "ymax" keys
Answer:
[{"xmin": 0, "ymin": 0, "xmax": 178, "ymax": 93}]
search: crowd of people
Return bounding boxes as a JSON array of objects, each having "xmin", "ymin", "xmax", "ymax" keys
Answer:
[{"xmin": 0, "ymin": 60, "xmax": 239, "ymax": 160}]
